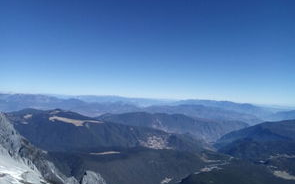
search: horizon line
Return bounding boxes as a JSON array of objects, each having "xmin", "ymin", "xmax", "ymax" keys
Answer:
[{"xmin": 1, "ymin": 90, "xmax": 295, "ymax": 108}]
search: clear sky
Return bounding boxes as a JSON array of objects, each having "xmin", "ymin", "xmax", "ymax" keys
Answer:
[{"xmin": 1, "ymin": 0, "xmax": 294, "ymax": 105}]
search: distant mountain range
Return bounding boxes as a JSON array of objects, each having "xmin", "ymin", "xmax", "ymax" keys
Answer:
[
  {"xmin": 268, "ymin": 110, "xmax": 295, "ymax": 121},
  {"xmin": 144, "ymin": 104, "xmax": 261, "ymax": 125},
  {"xmin": 1, "ymin": 93, "xmax": 284, "ymax": 125},
  {"xmin": 0, "ymin": 93, "xmax": 140, "ymax": 116},
  {"xmin": 0, "ymin": 93, "xmax": 294, "ymax": 121},
  {"xmin": 99, "ymin": 112, "xmax": 248, "ymax": 142}
]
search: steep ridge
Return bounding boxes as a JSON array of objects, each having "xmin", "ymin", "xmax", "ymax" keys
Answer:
[
  {"xmin": 0, "ymin": 112, "xmax": 108, "ymax": 184},
  {"xmin": 0, "ymin": 113, "xmax": 67, "ymax": 184},
  {"xmin": 99, "ymin": 112, "xmax": 248, "ymax": 142}
]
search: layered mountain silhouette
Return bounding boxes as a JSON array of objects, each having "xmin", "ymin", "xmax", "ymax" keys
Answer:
[
  {"xmin": 268, "ymin": 110, "xmax": 295, "ymax": 121},
  {"xmin": 99, "ymin": 112, "xmax": 248, "ymax": 142},
  {"xmin": 0, "ymin": 93, "xmax": 272, "ymax": 124}
]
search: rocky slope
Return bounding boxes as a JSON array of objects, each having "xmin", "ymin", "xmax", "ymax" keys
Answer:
[
  {"xmin": 0, "ymin": 112, "xmax": 107, "ymax": 184},
  {"xmin": 0, "ymin": 113, "xmax": 66, "ymax": 184}
]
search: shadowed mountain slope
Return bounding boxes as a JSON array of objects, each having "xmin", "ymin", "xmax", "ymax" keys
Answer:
[{"xmin": 215, "ymin": 119, "xmax": 295, "ymax": 160}]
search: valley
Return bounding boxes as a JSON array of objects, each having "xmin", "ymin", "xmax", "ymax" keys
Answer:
[{"xmin": 0, "ymin": 94, "xmax": 295, "ymax": 184}]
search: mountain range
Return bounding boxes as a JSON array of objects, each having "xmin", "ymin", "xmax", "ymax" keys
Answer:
[
  {"xmin": 8, "ymin": 109, "xmax": 207, "ymax": 152},
  {"xmin": 99, "ymin": 112, "xmax": 248, "ymax": 142},
  {"xmin": 1, "ymin": 108, "xmax": 231, "ymax": 184},
  {"xmin": 2, "ymin": 93, "xmax": 293, "ymax": 123},
  {"xmin": 1, "ymin": 93, "xmax": 295, "ymax": 184}
]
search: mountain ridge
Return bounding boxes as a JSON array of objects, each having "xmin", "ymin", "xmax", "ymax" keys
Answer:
[{"xmin": 99, "ymin": 112, "xmax": 248, "ymax": 142}]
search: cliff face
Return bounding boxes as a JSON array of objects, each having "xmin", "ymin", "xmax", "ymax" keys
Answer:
[
  {"xmin": 0, "ymin": 113, "xmax": 72, "ymax": 184},
  {"xmin": 0, "ymin": 113, "xmax": 49, "ymax": 184},
  {"xmin": 81, "ymin": 171, "xmax": 106, "ymax": 184},
  {"xmin": 0, "ymin": 113, "xmax": 107, "ymax": 184}
]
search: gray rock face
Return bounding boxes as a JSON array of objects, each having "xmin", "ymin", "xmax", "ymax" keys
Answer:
[
  {"xmin": 81, "ymin": 171, "xmax": 106, "ymax": 184},
  {"xmin": 0, "ymin": 113, "xmax": 22, "ymax": 155},
  {"xmin": 65, "ymin": 177, "xmax": 80, "ymax": 184},
  {"xmin": 0, "ymin": 113, "xmax": 106, "ymax": 184},
  {"xmin": 0, "ymin": 113, "xmax": 79, "ymax": 184},
  {"xmin": 0, "ymin": 113, "xmax": 47, "ymax": 184}
]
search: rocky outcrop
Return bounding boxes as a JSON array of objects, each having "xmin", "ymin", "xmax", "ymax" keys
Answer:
[
  {"xmin": 81, "ymin": 171, "xmax": 106, "ymax": 184},
  {"xmin": 0, "ymin": 113, "xmax": 107, "ymax": 184},
  {"xmin": 0, "ymin": 113, "xmax": 73, "ymax": 183},
  {"xmin": 0, "ymin": 113, "xmax": 49, "ymax": 184}
]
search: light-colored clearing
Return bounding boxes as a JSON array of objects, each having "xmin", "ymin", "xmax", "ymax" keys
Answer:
[
  {"xmin": 49, "ymin": 116, "xmax": 103, "ymax": 126},
  {"xmin": 89, "ymin": 151, "xmax": 120, "ymax": 155},
  {"xmin": 274, "ymin": 170, "xmax": 295, "ymax": 180},
  {"xmin": 49, "ymin": 110, "xmax": 61, "ymax": 115},
  {"xmin": 23, "ymin": 114, "xmax": 32, "ymax": 119}
]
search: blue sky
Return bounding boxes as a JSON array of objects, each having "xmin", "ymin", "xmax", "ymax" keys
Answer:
[{"xmin": 1, "ymin": 0, "xmax": 295, "ymax": 105}]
